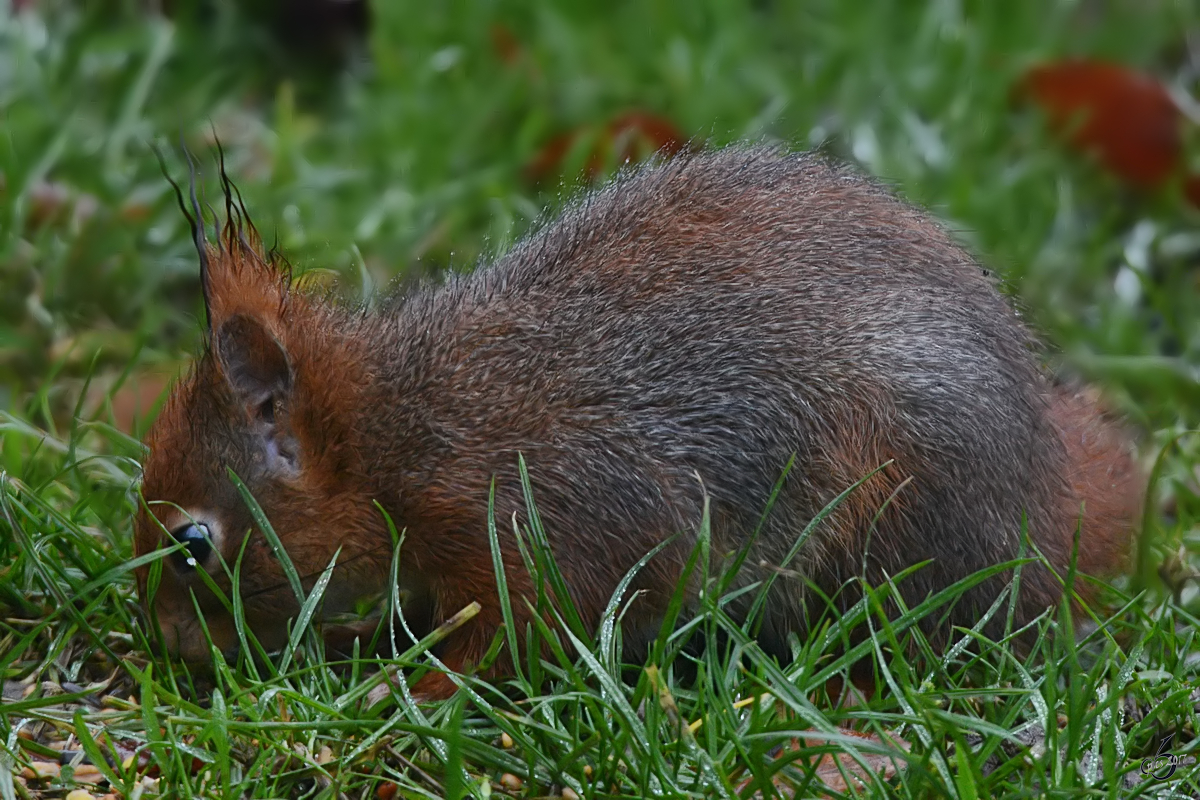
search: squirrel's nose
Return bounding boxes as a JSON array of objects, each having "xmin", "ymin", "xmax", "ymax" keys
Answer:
[{"xmin": 169, "ymin": 523, "xmax": 213, "ymax": 570}]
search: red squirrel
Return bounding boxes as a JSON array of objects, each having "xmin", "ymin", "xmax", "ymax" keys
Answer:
[{"xmin": 135, "ymin": 147, "xmax": 1141, "ymax": 699}]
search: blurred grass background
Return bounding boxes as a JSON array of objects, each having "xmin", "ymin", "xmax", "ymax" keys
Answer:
[
  {"xmin": 3, "ymin": 0, "xmax": 1200, "ymax": 795},
  {"xmin": 6, "ymin": 0, "xmax": 1199, "ymax": 542}
]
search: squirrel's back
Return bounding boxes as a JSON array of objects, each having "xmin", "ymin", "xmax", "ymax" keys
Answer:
[{"xmin": 359, "ymin": 148, "xmax": 1138, "ymax": 649}]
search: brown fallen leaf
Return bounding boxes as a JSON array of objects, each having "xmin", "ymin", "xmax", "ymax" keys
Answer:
[
  {"xmin": 1185, "ymin": 175, "xmax": 1200, "ymax": 208},
  {"xmin": 810, "ymin": 729, "xmax": 910, "ymax": 793},
  {"xmin": 526, "ymin": 111, "xmax": 691, "ymax": 184},
  {"xmin": 490, "ymin": 23, "xmax": 523, "ymax": 64},
  {"xmin": 1019, "ymin": 59, "xmax": 1190, "ymax": 194},
  {"xmin": 26, "ymin": 180, "xmax": 100, "ymax": 231}
]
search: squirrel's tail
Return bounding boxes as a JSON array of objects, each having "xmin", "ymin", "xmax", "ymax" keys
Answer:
[{"xmin": 1049, "ymin": 385, "xmax": 1143, "ymax": 582}]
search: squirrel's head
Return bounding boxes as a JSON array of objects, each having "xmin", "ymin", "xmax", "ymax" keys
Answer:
[{"xmin": 135, "ymin": 157, "xmax": 389, "ymax": 665}]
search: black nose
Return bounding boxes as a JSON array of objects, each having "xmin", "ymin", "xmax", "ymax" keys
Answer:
[{"xmin": 169, "ymin": 523, "xmax": 213, "ymax": 570}]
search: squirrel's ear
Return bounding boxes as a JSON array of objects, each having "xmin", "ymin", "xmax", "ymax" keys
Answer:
[
  {"xmin": 177, "ymin": 142, "xmax": 287, "ymax": 333},
  {"xmin": 214, "ymin": 314, "xmax": 292, "ymax": 420}
]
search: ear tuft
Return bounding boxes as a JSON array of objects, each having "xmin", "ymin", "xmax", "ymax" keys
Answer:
[{"xmin": 215, "ymin": 314, "xmax": 291, "ymax": 414}]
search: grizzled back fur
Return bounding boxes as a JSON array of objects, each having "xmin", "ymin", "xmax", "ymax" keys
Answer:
[{"xmin": 136, "ymin": 147, "xmax": 1140, "ymax": 696}]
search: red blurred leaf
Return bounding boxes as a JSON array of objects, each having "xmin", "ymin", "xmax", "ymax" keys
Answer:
[
  {"xmin": 489, "ymin": 23, "xmax": 522, "ymax": 64},
  {"xmin": 1184, "ymin": 174, "xmax": 1200, "ymax": 208},
  {"xmin": 609, "ymin": 111, "xmax": 687, "ymax": 163},
  {"xmin": 1021, "ymin": 59, "xmax": 1182, "ymax": 188},
  {"xmin": 526, "ymin": 111, "xmax": 691, "ymax": 184},
  {"xmin": 525, "ymin": 131, "xmax": 577, "ymax": 184}
]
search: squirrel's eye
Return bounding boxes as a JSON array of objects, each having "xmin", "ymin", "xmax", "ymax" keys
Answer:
[{"xmin": 169, "ymin": 523, "xmax": 213, "ymax": 570}]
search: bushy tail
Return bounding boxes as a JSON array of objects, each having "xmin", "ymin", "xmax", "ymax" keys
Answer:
[{"xmin": 1049, "ymin": 386, "xmax": 1143, "ymax": 580}]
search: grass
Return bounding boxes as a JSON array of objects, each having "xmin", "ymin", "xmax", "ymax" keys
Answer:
[{"xmin": 2, "ymin": 0, "xmax": 1200, "ymax": 796}]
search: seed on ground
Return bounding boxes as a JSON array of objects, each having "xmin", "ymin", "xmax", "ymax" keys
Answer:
[
  {"xmin": 71, "ymin": 765, "xmax": 105, "ymax": 783},
  {"xmin": 21, "ymin": 762, "xmax": 59, "ymax": 780}
]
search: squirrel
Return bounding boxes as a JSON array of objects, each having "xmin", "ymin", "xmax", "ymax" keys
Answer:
[{"xmin": 134, "ymin": 146, "xmax": 1142, "ymax": 700}]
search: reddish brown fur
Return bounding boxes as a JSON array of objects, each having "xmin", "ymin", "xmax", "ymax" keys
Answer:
[
  {"xmin": 1048, "ymin": 386, "xmax": 1141, "ymax": 583},
  {"xmin": 135, "ymin": 148, "xmax": 1142, "ymax": 701}
]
